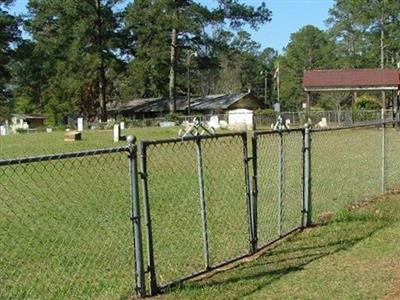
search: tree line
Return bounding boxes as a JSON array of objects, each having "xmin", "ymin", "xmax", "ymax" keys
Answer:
[{"xmin": 0, "ymin": 0, "xmax": 399, "ymax": 124}]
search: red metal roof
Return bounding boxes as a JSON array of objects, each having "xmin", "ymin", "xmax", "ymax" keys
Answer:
[{"xmin": 303, "ymin": 69, "xmax": 400, "ymax": 91}]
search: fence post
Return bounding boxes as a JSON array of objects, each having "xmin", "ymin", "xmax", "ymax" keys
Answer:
[
  {"xmin": 242, "ymin": 132, "xmax": 256, "ymax": 253},
  {"xmin": 140, "ymin": 142, "xmax": 158, "ymax": 296},
  {"xmin": 381, "ymin": 110, "xmax": 386, "ymax": 194},
  {"xmin": 251, "ymin": 132, "xmax": 258, "ymax": 252},
  {"xmin": 303, "ymin": 124, "xmax": 312, "ymax": 227},
  {"xmin": 278, "ymin": 129, "xmax": 283, "ymax": 236},
  {"xmin": 195, "ymin": 138, "xmax": 210, "ymax": 269},
  {"xmin": 127, "ymin": 136, "xmax": 145, "ymax": 297}
]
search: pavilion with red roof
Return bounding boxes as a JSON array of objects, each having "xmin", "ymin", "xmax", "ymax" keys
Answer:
[{"xmin": 303, "ymin": 68, "xmax": 400, "ymax": 112}]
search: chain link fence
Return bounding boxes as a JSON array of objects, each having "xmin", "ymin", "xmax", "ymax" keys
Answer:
[
  {"xmin": 2, "ymin": 121, "xmax": 400, "ymax": 298},
  {"xmin": 0, "ymin": 147, "xmax": 137, "ymax": 299}
]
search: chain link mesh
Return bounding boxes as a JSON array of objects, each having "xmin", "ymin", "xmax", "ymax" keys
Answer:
[
  {"xmin": 144, "ymin": 140, "xmax": 204, "ymax": 286},
  {"xmin": 202, "ymin": 136, "xmax": 249, "ymax": 265},
  {"xmin": 143, "ymin": 134, "xmax": 250, "ymax": 287},
  {"xmin": 311, "ymin": 126, "xmax": 382, "ymax": 217},
  {"xmin": 0, "ymin": 149, "xmax": 134, "ymax": 299},
  {"xmin": 255, "ymin": 130, "xmax": 303, "ymax": 247}
]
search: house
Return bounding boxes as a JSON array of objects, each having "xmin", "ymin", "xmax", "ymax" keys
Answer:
[{"xmin": 108, "ymin": 93, "xmax": 264, "ymax": 119}]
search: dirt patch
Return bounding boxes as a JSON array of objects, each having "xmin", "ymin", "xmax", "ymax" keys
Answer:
[{"xmin": 382, "ymin": 261, "xmax": 400, "ymax": 300}]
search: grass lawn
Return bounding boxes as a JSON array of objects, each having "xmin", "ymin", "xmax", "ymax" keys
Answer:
[
  {"xmin": 0, "ymin": 126, "xmax": 180, "ymax": 159},
  {"xmin": 163, "ymin": 193, "xmax": 400, "ymax": 299}
]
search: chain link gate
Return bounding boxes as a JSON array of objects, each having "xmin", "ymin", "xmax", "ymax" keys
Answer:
[
  {"xmin": 251, "ymin": 129, "xmax": 305, "ymax": 250},
  {"xmin": 138, "ymin": 132, "xmax": 255, "ymax": 295}
]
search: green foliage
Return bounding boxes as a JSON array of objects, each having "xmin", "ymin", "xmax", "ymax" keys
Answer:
[
  {"xmin": 164, "ymin": 112, "xmax": 183, "ymax": 122},
  {"xmin": 0, "ymin": 1, "xmax": 20, "ymax": 121},
  {"xmin": 279, "ymin": 25, "xmax": 336, "ymax": 110},
  {"xmin": 355, "ymin": 94, "xmax": 381, "ymax": 110}
]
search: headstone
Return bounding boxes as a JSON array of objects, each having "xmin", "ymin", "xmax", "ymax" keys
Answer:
[
  {"xmin": 120, "ymin": 121, "xmax": 125, "ymax": 130},
  {"xmin": 64, "ymin": 131, "xmax": 81, "ymax": 141},
  {"xmin": 113, "ymin": 124, "xmax": 121, "ymax": 143},
  {"xmin": 77, "ymin": 117, "xmax": 84, "ymax": 132},
  {"xmin": 274, "ymin": 102, "xmax": 281, "ymax": 113},
  {"xmin": 318, "ymin": 117, "xmax": 328, "ymax": 128},
  {"xmin": 159, "ymin": 121, "xmax": 175, "ymax": 128},
  {"xmin": 219, "ymin": 120, "xmax": 228, "ymax": 129},
  {"xmin": 208, "ymin": 115, "xmax": 220, "ymax": 129},
  {"xmin": 46, "ymin": 128, "xmax": 53, "ymax": 133},
  {"xmin": 0, "ymin": 125, "xmax": 5, "ymax": 136}
]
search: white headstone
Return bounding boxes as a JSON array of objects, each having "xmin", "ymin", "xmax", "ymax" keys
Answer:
[
  {"xmin": 0, "ymin": 125, "xmax": 5, "ymax": 136},
  {"xmin": 318, "ymin": 117, "xmax": 328, "ymax": 128},
  {"xmin": 77, "ymin": 118, "xmax": 84, "ymax": 132},
  {"xmin": 208, "ymin": 116, "xmax": 220, "ymax": 129},
  {"xmin": 46, "ymin": 128, "xmax": 53, "ymax": 133},
  {"xmin": 120, "ymin": 122, "xmax": 125, "ymax": 130},
  {"xmin": 113, "ymin": 124, "xmax": 121, "ymax": 143},
  {"xmin": 274, "ymin": 102, "xmax": 281, "ymax": 113}
]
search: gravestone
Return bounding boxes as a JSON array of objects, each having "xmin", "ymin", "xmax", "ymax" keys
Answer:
[
  {"xmin": 208, "ymin": 115, "xmax": 220, "ymax": 129},
  {"xmin": 113, "ymin": 124, "xmax": 121, "ymax": 143},
  {"xmin": 120, "ymin": 122, "xmax": 125, "ymax": 130},
  {"xmin": 46, "ymin": 128, "xmax": 53, "ymax": 133},
  {"xmin": 64, "ymin": 131, "xmax": 81, "ymax": 141},
  {"xmin": 77, "ymin": 118, "xmax": 84, "ymax": 132},
  {"xmin": 0, "ymin": 125, "xmax": 5, "ymax": 136}
]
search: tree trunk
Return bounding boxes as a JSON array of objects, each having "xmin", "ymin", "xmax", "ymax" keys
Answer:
[
  {"xmin": 96, "ymin": 0, "xmax": 107, "ymax": 122},
  {"xmin": 169, "ymin": 23, "xmax": 177, "ymax": 112}
]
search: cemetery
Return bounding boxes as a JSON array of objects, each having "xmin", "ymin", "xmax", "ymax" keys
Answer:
[{"xmin": 3, "ymin": 0, "xmax": 400, "ymax": 299}]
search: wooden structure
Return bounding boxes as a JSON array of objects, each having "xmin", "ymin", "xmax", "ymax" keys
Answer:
[{"xmin": 303, "ymin": 69, "xmax": 400, "ymax": 116}]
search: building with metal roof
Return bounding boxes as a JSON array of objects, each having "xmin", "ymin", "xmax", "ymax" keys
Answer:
[{"xmin": 108, "ymin": 93, "xmax": 264, "ymax": 118}]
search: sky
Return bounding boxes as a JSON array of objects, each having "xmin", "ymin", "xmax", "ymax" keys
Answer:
[{"xmin": 7, "ymin": 0, "xmax": 335, "ymax": 53}]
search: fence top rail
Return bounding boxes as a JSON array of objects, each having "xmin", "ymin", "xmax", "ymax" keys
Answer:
[
  {"xmin": 0, "ymin": 146, "xmax": 129, "ymax": 167},
  {"xmin": 140, "ymin": 131, "xmax": 246, "ymax": 147},
  {"xmin": 310, "ymin": 120, "xmax": 396, "ymax": 133},
  {"xmin": 254, "ymin": 128, "xmax": 304, "ymax": 137}
]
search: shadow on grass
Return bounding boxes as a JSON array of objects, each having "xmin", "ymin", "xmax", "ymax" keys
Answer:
[{"xmin": 164, "ymin": 209, "xmax": 393, "ymax": 298}]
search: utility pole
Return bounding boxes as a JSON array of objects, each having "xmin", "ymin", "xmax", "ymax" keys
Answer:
[
  {"xmin": 380, "ymin": 3, "xmax": 386, "ymax": 111},
  {"xmin": 264, "ymin": 71, "xmax": 268, "ymax": 106},
  {"xmin": 187, "ymin": 51, "xmax": 198, "ymax": 115},
  {"xmin": 169, "ymin": 3, "xmax": 178, "ymax": 113}
]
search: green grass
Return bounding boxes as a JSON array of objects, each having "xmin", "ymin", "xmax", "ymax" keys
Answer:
[
  {"xmin": 163, "ymin": 193, "xmax": 400, "ymax": 299},
  {"xmin": 1, "ymin": 125, "xmax": 400, "ymax": 299},
  {"xmin": 0, "ymin": 126, "xmax": 179, "ymax": 159}
]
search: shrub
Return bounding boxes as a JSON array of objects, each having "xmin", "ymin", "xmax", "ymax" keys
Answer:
[{"xmin": 355, "ymin": 95, "xmax": 381, "ymax": 110}]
